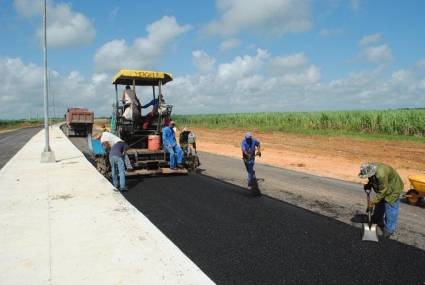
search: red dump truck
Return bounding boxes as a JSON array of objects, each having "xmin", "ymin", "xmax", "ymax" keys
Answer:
[{"xmin": 64, "ymin": 108, "xmax": 94, "ymax": 137}]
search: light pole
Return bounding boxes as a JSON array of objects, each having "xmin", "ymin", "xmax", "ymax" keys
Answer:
[{"xmin": 41, "ymin": 0, "xmax": 55, "ymax": 163}]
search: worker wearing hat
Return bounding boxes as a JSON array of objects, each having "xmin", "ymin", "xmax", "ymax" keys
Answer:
[
  {"xmin": 359, "ymin": 162, "xmax": 404, "ymax": 238},
  {"xmin": 162, "ymin": 121, "xmax": 183, "ymax": 170},
  {"xmin": 241, "ymin": 132, "xmax": 261, "ymax": 187}
]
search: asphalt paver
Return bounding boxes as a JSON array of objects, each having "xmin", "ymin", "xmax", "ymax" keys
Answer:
[
  {"xmin": 123, "ymin": 174, "xmax": 425, "ymax": 285},
  {"xmin": 0, "ymin": 127, "xmax": 41, "ymax": 169}
]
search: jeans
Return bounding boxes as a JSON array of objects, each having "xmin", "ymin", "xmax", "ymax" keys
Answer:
[
  {"xmin": 109, "ymin": 155, "xmax": 125, "ymax": 189},
  {"xmin": 164, "ymin": 144, "xmax": 183, "ymax": 168},
  {"xmin": 373, "ymin": 199, "xmax": 400, "ymax": 233},
  {"xmin": 244, "ymin": 159, "xmax": 255, "ymax": 186}
]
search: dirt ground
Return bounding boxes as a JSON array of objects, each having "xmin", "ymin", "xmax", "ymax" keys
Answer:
[{"xmin": 190, "ymin": 128, "xmax": 425, "ymax": 189}]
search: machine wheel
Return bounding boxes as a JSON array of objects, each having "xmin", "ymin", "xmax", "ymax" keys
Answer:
[
  {"xmin": 405, "ymin": 189, "xmax": 422, "ymax": 206},
  {"xmin": 95, "ymin": 156, "xmax": 111, "ymax": 179}
]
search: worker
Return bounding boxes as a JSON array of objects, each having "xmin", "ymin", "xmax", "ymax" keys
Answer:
[
  {"xmin": 108, "ymin": 140, "xmax": 129, "ymax": 192},
  {"xmin": 100, "ymin": 131, "xmax": 132, "ymax": 191},
  {"xmin": 241, "ymin": 132, "xmax": 261, "ymax": 187},
  {"xmin": 122, "ymin": 85, "xmax": 141, "ymax": 122},
  {"xmin": 141, "ymin": 98, "xmax": 159, "ymax": 130},
  {"xmin": 162, "ymin": 121, "xmax": 183, "ymax": 170},
  {"xmin": 359, "ymin": 162, "xmax": 404, "ymax": 238}
]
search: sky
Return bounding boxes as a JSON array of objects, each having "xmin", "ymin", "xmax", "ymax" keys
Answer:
[{"xmin": 0, "ymin": 0, "xmax": 425, "ymax": 119}]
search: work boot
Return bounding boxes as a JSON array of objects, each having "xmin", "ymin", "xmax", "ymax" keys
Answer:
[
  {"xmin": 120, "ymin": 187, "xmax": 128, "ymax": 192},
  {"xmin": 177, "ymin": 164, "xmax": 184, "ymax": 169}
]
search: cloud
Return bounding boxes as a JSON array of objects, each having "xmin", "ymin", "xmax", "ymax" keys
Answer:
[
  {"xmin": 270, "ymin": 53, "xmax": 308, "ymax": 71},
  {"xmin": 219, "ymin": 38, "xmax": 241, "ymax": 52},
  {"xmin": 204, "ymin": 0, "xmax": 311, "ymax": 36},
  {"xmin": 192, "ymin": 50, "xmax": 216, "ymax": 73},
  {"xmin": 164, "ymin": 49, "xmax": 424, "ymax": 114},
  {"xmin": 2, "ymin": 52, "xmax": 425, "ymax": 119},
  {"xmin": 14, "ymin": 0, "xmax": 95, "ymax": 48},
  {"xmin": 0, "ymin": 57, "xmax": 115, "ymax": 119},
  {"xmin": 363, "ymin": 44, "xmax": 393, "ymax": 63},
  {"xmin": 217, "ymin": 48, "xmax": 269, "ymax": 80},
  {"xmin": 319, "ymin": 28, "xmax": 343, "ymax": 37},
  {"xmin": 359, "ymin": 33, "xmax": 381, "ymax": 46},
  {"xmin": 94, "ymin": 16, "xmax": 191, "ymax": 72}
]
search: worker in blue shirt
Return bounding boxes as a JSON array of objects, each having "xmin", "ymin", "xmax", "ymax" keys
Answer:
[
  {"xmin": 162, "ymin": 121, "xmax": 183, "ymax": 170},
  {"xmin": 241, "ymin": 132, "xmax": 261, "ymax": 187}
]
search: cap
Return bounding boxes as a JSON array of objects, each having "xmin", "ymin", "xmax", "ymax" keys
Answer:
[
  {"xmin": 244, "ymin": 132, "xmax": 252, "ymax": 139},
  {"xmin": 358, "ymin": 163, "xmax": 377, "ymax": 178}
]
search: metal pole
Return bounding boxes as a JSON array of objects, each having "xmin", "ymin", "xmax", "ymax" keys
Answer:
[{"xmin": 41, "ymin": 0, "xmax": 55, "ymax": 162}]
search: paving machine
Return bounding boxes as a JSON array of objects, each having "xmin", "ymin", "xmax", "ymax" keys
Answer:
[{"xmin": 90, "ymin": 69, "xmax": 199, "ymax": 177}]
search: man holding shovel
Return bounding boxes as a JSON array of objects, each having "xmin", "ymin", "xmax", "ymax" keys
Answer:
[
  {"xmin": 359, "ymin": 163, "xmax": 404, "ymax": 238},
  {"xmin": 241, "ymin": 132, "xmax": 261, "ymax": 189}
]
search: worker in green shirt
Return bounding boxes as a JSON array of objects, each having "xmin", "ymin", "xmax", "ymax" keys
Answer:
[{"xmin": 359, "ymin": 163, "xmax": 404, "ymax": 238}]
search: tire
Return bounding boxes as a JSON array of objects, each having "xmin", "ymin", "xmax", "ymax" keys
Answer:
[{"xmin": 405, "ymin": 189, "xmax": 421, "ymax": 206}]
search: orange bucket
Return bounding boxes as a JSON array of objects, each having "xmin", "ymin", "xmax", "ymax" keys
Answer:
[{"xmin": 148, "ymin": 135, "xmax": 161, "ymax": 151}]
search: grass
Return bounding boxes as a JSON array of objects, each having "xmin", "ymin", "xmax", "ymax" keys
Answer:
[
  {"xmin": 0, "ymin": 118, "xmax": 62, "ymax": 131},
  {"xmin": 173, "ymin": 109, "xmax": 425, "ymax": 143}
]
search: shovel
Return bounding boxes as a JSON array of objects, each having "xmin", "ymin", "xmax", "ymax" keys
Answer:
[{"xmin": 362, "ymin": 188, "xmax": 378, "ymax": 242}]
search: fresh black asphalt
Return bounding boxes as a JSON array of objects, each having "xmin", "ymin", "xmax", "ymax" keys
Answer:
[
  {"xmin": 65, "ymin": 134, "xmax": 425, "ymax": 284},
  {"xmin": 123, "ymin": 174, "xmax": 425, "ymax": 285},
  {"xmin": 0, "ymin": 127, "xmax": 41, "ymax": 169}
]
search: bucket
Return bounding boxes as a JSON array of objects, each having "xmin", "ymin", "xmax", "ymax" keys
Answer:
[{"xmin": 148, "ymin": 135, "xmax": 161, "ymax": 151}]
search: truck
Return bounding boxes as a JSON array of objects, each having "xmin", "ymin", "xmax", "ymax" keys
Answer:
[{"xmin": 64, "ymin": 108, "xmax": 94, "ymax": 137}]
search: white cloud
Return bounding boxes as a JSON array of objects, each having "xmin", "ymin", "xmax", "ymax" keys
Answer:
[
  {"xmin": 0, "ymin": 57, "xmax": 114, "ymax": 119},
  {"xmin": 2, "ymin": 52, "xmax": 424, "ymax": 119},
  {"xmin": 319, "ymin": 28, "xmax": 343, "ymax": 37},
  {"xmin": 217, "ymin": 48, "xmax": 269, "ymax": 80},
  {"xmin": 363, "ymin": 44, "xmax": 393, "ymax": 63},
  {"xmin": 192, "ymin": 50, "xmax": 216, "ymax": 73},
  {"xmin": 359, "ymin": 33, "xmax": 381, "ymax": 46},
  {"xmin": 94, "ymin": 16, "xmax": 191, "ymax": 72},
  {"xmin": 14, "ymin": 0, "xmax": 95, "ymax": 48},
  {"xmin": 204, "ymin": 0, "xmax": 311, "ymax": 36},
  {"xmin": 164, "ymin": 50, "xmax": 424, "ymax": 114},
  {"xmin": 219, "ymin": 38, "xmax": 241, "ymax": 52},
  {"xmin": 270, "ymin": 53, "xmax": 308, "ymax": 71}
]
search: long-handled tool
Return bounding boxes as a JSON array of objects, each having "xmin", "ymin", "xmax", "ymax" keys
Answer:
[{"xmin": 362, "ymin": 188, "xmax": 378, "ymax": 242}]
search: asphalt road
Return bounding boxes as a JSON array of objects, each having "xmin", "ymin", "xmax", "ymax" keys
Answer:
[
  {"xmin": 123, "ymin": 175, "xmax": 425, "ymax": 284},
  {"xmin": 66, "ymin": 134, "xmax": 425, "ymax": 284},
  {"xmin": 199, "ymin": 152, "xmax": 425, "ymax": 250},
  {"xmin": 0, "ymin": 127, "xmax": 41, "ymax": 169}
]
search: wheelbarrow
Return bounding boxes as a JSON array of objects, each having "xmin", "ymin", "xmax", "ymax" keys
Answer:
[{"xmin": 404, "ymin": 175, "xmax": 425, "ymax": 206}]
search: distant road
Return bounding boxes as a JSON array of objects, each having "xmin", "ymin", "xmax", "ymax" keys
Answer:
[{"xmin": 0, "ymin": 127, "xmax": 41, "ymax": 169}]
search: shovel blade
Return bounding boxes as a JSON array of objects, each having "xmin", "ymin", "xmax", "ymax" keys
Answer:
[{"xmin": 362, "ymin": 223, "xmax": 379, "ymax": 242}]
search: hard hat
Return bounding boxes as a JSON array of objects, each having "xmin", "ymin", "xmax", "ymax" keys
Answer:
[{"xmin": 244, "ymin": 132, "xmax": 252, "ymax": 139}]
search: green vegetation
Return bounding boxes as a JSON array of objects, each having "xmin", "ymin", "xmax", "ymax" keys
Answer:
[
  {"xmin": 0, "ymin": 119, "xmax": 61, "ymax": 130},
  {"xmin": 174, "ymin": 109, "xmax": 425, "ymax": 140}
]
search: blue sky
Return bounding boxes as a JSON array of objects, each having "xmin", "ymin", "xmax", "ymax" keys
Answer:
[{"xmin": 0, "ymin": 0, "xmax": 424, "ymax": 118}]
